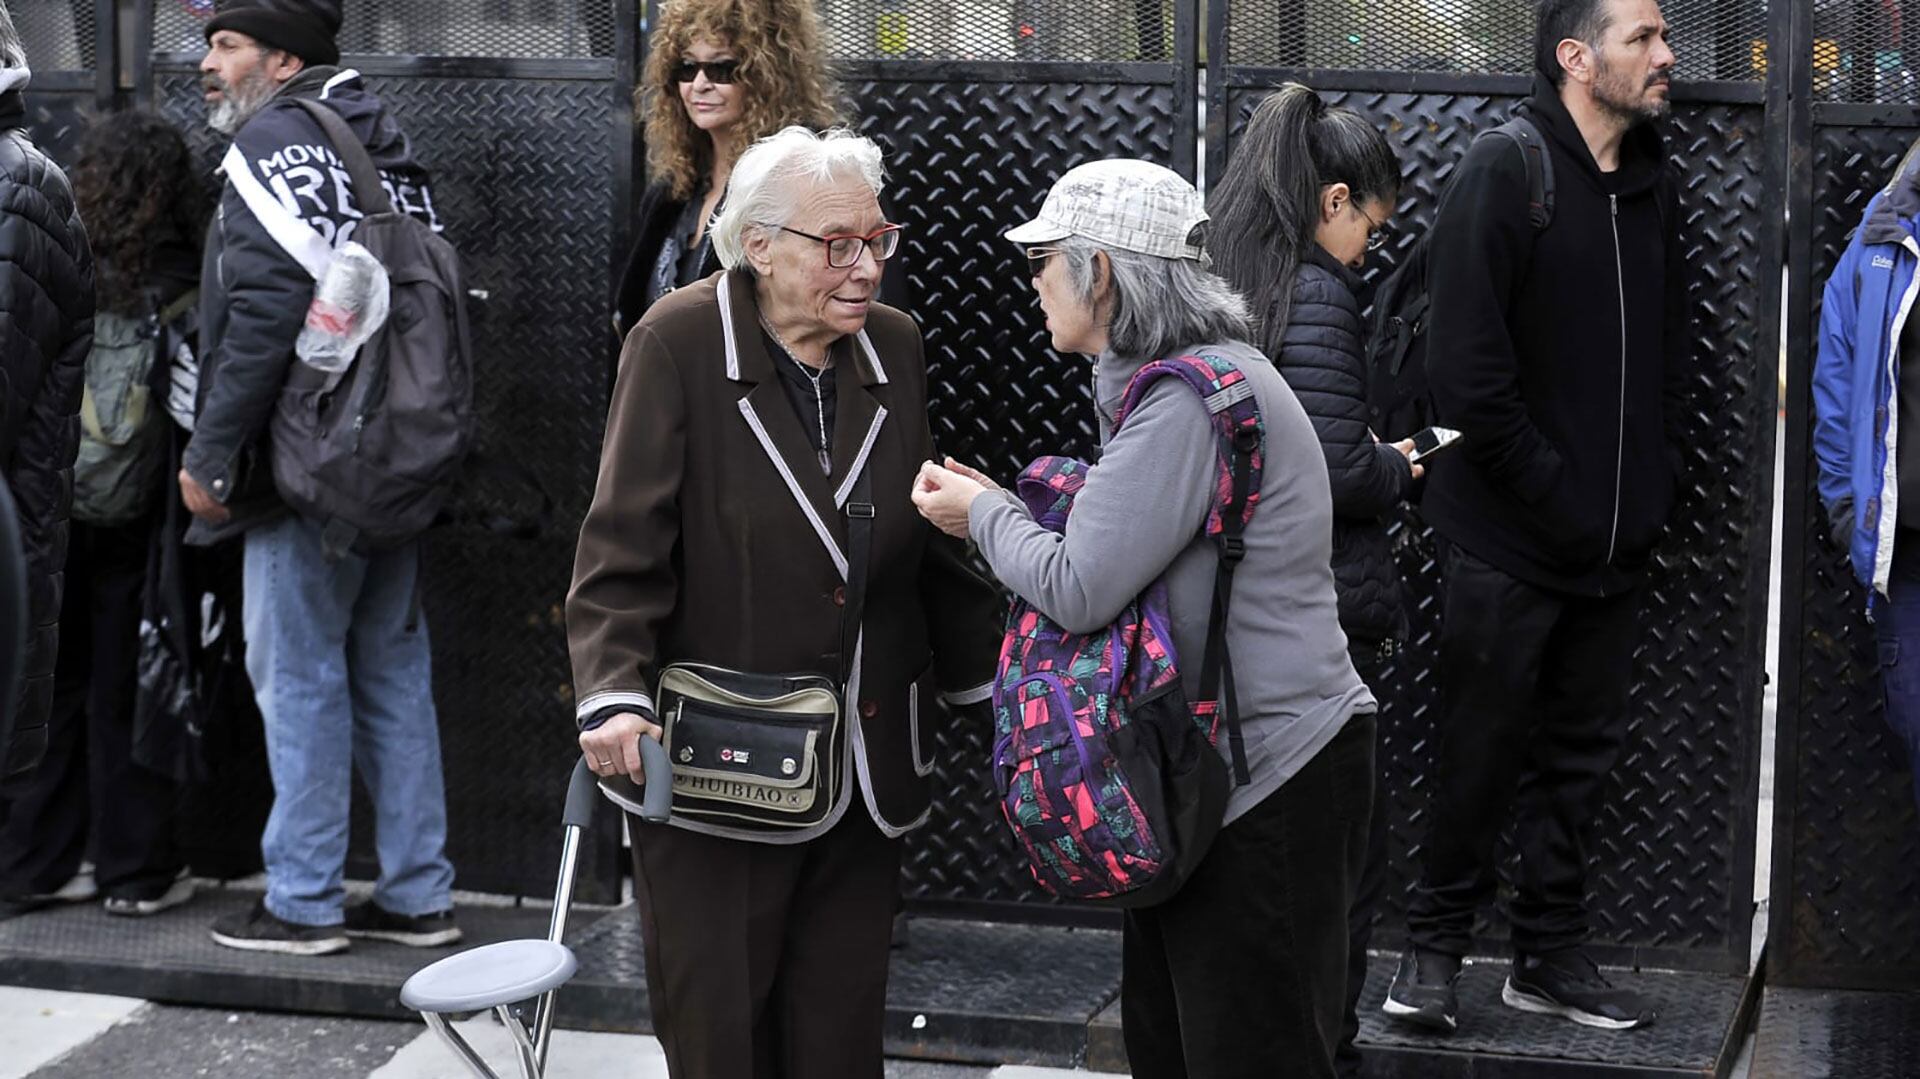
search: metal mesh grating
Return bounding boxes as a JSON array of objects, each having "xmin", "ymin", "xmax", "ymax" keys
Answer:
[
  {"xmin": 1812, "ymin": 0, "xmax": 1920, "ymax": 104},
  {"xmin": 1226, "ymin": 0, "xmax": 1769, "ymax": 82},
  {"xmin": 13, "ymin": 0, "xmax": 96, "ymax": 72},
  {"xmin": 817, "ymin": 0, "xmax": 1173, "ymax": 62},
  {"xmin": 153, "ymin": 0, "xmax": 617, "ymax": 59}
]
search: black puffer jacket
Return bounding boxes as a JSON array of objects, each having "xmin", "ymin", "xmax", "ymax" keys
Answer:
[
  {"xmin": 1268, "ymin": 247, "xmax": 1410, "ymax": 645},
  {"xmin": 0, "ymin": 84, "xmax": 97, "ymax": 782}
]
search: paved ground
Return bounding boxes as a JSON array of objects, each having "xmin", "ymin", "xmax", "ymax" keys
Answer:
[{"xmin": 0, "ymin": 986, "xmax": 1125, "ymax": 1079}]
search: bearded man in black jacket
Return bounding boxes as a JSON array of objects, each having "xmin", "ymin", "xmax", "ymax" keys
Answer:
[
  {"xmin": 1383, "ymin": 0, "xmax": 1688, "ymax": 1034},
  {"xmin": 181, "ymin": 0, "xmax": 459, "ymax": 958}
]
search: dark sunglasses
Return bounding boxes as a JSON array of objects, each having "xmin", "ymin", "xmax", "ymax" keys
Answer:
[
  {"xmin": 671, "ymin": 59, "xmax": 740, "ymax": 85},
  {"xmin": 779, "ymin": 224, "xmax": 904, "ymax": 269},
  {"xmin": 1025, "ymin": 246, "xmax": 1062, "ymax": 277}
]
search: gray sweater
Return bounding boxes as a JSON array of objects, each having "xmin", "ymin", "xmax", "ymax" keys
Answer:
[{"xmin": 969, "ymin": 339, "xmax": 1374, "ymax": 824}]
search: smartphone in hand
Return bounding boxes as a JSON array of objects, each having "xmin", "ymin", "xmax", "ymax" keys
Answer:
[{"xmin": 1409, "ymin": 426, "xmax": 1463, "ymax": 464}]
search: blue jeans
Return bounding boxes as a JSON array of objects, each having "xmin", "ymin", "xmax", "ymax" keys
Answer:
[
  {"xmin": 243, "ymin": 515, "xmax": 454, "ymax": 926},
  {"xmin": 1876, "ymin": 543, "xmax": 1920, "ymax": 818}
]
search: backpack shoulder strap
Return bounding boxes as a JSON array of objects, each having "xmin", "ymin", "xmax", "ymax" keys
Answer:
[
  {"xmin": 290, "ymin": 98, "xmax": 395, "ymax": 216},
  {"xmin": 158, "ymin": 288, "xmax": 199, "ymax": 326},
  {"xmin": 1115, "ymin": 351, "xmax": 1263, "ymax": 785},
  {"xmin": 1485, "ymin": 114, "xmax": 1556, "ymax": 231}
]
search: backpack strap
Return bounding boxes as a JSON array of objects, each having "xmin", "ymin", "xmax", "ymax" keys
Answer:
[
  {"xmin": 1116, "ymin": 352, "xmax": 1265, "ymax": 786},
  {"xmin": 840, "ymin": 467, "xmax": 875, "ymax": 688},
  {"xmin": 1488, "ymin": 114, "xmax": 1556, "ymax": 232},
  {"xmin": 290, "ymin": 98, "xmax": 396, "ymax": 216}
]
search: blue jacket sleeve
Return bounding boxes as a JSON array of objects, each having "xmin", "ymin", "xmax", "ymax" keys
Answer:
[{"xmin": 1813, "ymin": 228, "xmax": 1866, "ymax": 524}]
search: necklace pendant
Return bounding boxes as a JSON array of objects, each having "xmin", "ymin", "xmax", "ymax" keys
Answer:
[{"xmin": 818, "ymin": 448, "xmax": 832, "ymax": 475}]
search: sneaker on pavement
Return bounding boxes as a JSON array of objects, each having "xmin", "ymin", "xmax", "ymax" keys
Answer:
[
  {"xmin": 343, "ymin": 900, "xmax": 462, "ymax": 947},
  {"xmin": 104, "ymin": 870, "xmax": 196, "ymax": 917},
  {"xmin": 210, "ymin": 899, "xmax": 349, "ymax": 956},
  {"xmin": 1503, "ymin": 949, "xmax": 1657, "ymax": 1030},
  {"xmin": 1382, "ymin": 949, "xmax": 1462, "ymax": 1033}
]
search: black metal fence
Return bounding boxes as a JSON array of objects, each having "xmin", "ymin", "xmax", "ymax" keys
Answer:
[
  {"xmin": 44, "ymin": 1, "xmax": 1920, "ymax": 987},
  {"xmin": 1773, "ymin": 0, "xmax": 1920, "ymax": 991}
]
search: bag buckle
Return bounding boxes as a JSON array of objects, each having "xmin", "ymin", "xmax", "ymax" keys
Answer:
[{"xmin": 846, "ymin": 501, "xmax": 875, "ymax": 519}]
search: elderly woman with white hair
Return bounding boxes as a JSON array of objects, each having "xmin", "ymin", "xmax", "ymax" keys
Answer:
[
  {"xmin": 912, "ymin": 160, "xmax": 1378, "ymax": 1077},
  {"xmin": 565, "ymin": 126, "xmax": 999, "ymax": 1079}
]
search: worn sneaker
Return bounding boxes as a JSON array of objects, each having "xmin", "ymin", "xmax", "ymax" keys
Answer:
[
  {"xmin": 1503, "ymin": 949, "xmax": 1657, "ymax": 1030},
  {"xmin": 343, "ymin": 900, "xmax": 462, "ymax": 947},
  {"xmin": 209, "ymin": 899, "xmax": 349, "ymax": 956},
  {"xmin": 1382, "ymin": 949, "xmax": 1462, "ymax": 1033},
  {"xmin": 104, "ymin": 870, "xmax": 196, "ymax": 917}
]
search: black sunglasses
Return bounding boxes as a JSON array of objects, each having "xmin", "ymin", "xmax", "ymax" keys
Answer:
[
  {"xmin": 671, "ymin": 59, "xmax": 739, "ymax": 85},
  {"xmin": 1025, "ymin": 246, "xmax": 1062, "ymax": 278}
]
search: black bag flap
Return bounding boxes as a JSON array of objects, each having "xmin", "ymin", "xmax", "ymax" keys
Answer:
[{"xmin": 668, "ymin": 700, "xmax": 820, "ymax": 788}]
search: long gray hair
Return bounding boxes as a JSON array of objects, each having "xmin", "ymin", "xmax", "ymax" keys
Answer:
[{"xmin": 1057, "ymin": 235, "xmax": 1251, "ymax": 361}]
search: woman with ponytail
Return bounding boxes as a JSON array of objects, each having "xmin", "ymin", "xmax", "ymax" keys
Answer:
[{"xmin": 1210, "ymin": 83, "xmax": 1413, "ymax": 1079}]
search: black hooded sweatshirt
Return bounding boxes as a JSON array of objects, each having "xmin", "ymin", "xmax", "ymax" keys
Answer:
[{"xmin": 1419, "ymin": 74, "xmax": 1689, "ymax": 597}]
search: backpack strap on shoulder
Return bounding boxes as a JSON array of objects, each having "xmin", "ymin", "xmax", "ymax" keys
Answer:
[
  {"xmin": 1488, "ymin": 114, "xmax": 1556, "ymax": 232},
  {"xmin": 291, "ymin": 98, "xmax": 395, "ymax": 217},
  {"xmin": 1116, "ymin": 352, "xmax": 1264, "ymax": 785}
]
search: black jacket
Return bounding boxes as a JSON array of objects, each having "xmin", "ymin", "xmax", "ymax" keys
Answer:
[
  {"xmin": 0, "ymin": 85, "xmax": 96, "ymax": 780},
  {"xmin": 613, "ymin": 179, "xmax": 913, "ymax": 341},
  {"xmin": 1420, "ymin": 74, "xmax": 1688, "ymax": 597},
  {"xmin": 1271, "ymin": 247, "xmax": 1410, "ymax": 644},
  {"xmin": 184, "ymin": 67, "xmax": 438, "ymax": 544}
]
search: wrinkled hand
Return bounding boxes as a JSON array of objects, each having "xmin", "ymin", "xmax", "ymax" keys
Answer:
[
  {"xmin": 911, "ymin": 459, "xmax": 990, "ymax": 539},
  {"xmin": 1389, "ymin": 439, "xmax": 1426, "ymax": 482},
  {"xmin": 178, "ymin": 469, "xmax": 231, "ymax": 524},
  {"xmin": 579, "ymin": 712, "xmax": 664, "ymax": 783}
]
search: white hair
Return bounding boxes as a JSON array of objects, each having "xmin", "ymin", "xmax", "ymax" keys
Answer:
[{"xmin": 710, "ymin": 126, "xmax": 887, "ymax": 270}]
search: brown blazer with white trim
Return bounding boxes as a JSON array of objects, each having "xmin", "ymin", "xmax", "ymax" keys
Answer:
[{"xmin": 567, "ymin": 268, "xmax": 1002, "ymax": 838}]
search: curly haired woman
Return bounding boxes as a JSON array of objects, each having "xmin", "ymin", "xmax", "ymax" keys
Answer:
[
  {"xmin": 611, "ymin": 0, "xmax": 855, "ymax": 337},
  {"xmin": 0, "ymin": 109, "xmax": 208, "ymax": 920}
]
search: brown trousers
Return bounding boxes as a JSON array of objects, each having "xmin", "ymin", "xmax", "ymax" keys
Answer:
[{"xmin": 629, "ymin": 807, "xmax": 902, "ymax": 1079}]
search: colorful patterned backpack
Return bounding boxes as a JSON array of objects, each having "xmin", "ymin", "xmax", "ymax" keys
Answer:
[{"xmin": 990, "ymin": 351, "xmax": 1265, "ymax": 907}]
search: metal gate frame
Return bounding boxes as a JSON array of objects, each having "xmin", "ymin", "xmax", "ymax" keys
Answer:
[
  {"xmin": 1772, "ymin": 0, "xmax": 1920, "ymax": 992},
  {"xmin": 1204, "ymin": 2, "xmax": 1789, "ymax": 975}
]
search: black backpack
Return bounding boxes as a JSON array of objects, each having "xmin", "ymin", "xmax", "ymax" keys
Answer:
[
  {"xmin": 269, "ymin": 99, "xmax": 474, "ymax": 559},
  {"xmin": 1366, "ymin": 115, "xmax": 1556, "ymax": 442}
]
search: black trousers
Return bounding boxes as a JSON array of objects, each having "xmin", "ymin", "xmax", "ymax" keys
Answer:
[
  {"xmin": 1122, "ymin": 714, "xmax": 1375, "ymax": 1079},
  {"xmin": 629, "ymin": 806, "xmax": 901, "ymax": 1079},
  {"xmin": 0, "ymin": 519, "xmax": 180, "ymax": 897},
  {"xmin": 1337, "ymin": 642, "xmax": 1394, "ymax": 1078},
  {"xmin": 1405, "ymin": 544, "xmax": 1640, "ymax": 958}
]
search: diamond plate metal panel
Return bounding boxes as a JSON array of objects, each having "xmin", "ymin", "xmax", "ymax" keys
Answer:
[
  {"xmin": 850, "ymin": 79, "xmax": 1179, "ymax": 905},
  {"xmin": 1750, "ymin": 986, "xmax": 1920, "ymax": 1078},
  {"xmin": 154, "ymin": 70, "xmax": 622, "ymax": 901},
  {"xmin": 1212, "ymin": 88, "xmax": 1771, "ymax": 965},
  {"xmin": 1778, "ymin": 120, "xmax": 1920, "ymax": 985}
]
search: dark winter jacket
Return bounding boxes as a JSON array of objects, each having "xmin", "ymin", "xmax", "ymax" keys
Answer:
[
  {"xmin": 613, "ymin": 179, "xmax": 913, "ymax": 341},
  {"xmin": 184, "ymin": 66, "xmax": 439, "ymax": 545},
  {"xmin": 1270, "ymin": 247, "xmax": 1412, "ymax": 645},
  {"xmin": 0, "ymin": 81, "xmax": 97, "ymax": 781},
  {"xmin": 1419, "ymin": 74, "xmax": 1689, "ymax": 597}
]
